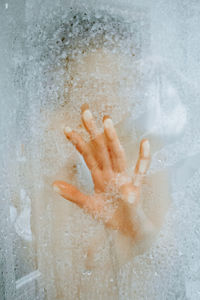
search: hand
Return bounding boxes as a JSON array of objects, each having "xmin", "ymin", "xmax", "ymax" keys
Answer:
[{"xmin": 53, "ymin": 104, "xmax": 153, "ymax": 241}]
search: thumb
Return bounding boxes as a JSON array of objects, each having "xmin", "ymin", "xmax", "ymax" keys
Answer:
[{"xmin": 53, "ymin": 180, "xmax": 88, "ymax": 208}]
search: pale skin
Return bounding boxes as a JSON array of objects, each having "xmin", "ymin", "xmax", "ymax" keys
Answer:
[
  {"xmin": 53, "ymin": 105, "xmax": 156, "ymax": 243},
  {"xmin": 50, "ymin": 48, "xmax": 169, "ymax": 266}
]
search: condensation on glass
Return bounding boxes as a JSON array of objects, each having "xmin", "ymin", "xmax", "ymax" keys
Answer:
[{"xmin": 1, "ymin": 0, "xmax": 200, "ymax": 299}]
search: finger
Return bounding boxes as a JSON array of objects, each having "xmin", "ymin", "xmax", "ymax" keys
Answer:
[
  {"xmin": 64, "ymin": 127, "xmax": 99, "ymax": 172},
  {"xmin": 133, "ymin": 139, "xmax": 150, "ymax": 188},
  {"xmin": 53, "ymin": 180, "xmax": 89, "ymax": 208},
  {"xmin": 91, "ymin": 133, "xmax": 113, "ymax": 170},
  {"xmin": 103, "ymin": 116, "xmax": 126, "ymax": 172},
  {"xmin": 81, "ymin": 105, "xmax": 112, "ymax": 170},
  {"xmin": 81, "ymin": 104, "xmax": 99, "ymax": 139}
]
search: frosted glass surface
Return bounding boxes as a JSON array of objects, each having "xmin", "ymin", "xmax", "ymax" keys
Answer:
[{"xmin": 1, "ymin": 0, "xmax": 200, "ymax": 299}]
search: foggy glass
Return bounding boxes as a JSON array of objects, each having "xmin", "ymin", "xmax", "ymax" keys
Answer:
[{"xmin": 1, "ymin": 0, "xmax": 200, "ymax": 299}]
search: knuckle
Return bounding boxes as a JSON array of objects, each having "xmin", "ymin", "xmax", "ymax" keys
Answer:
[
  {"xmin": 115, "ymin": 149, "xmax": 124, "ymax": 159},
  {"xmin": 82, "ymin": 148, "xmax": 90, "ymax": 160},
  {"xmin": 94, "ymin": 138, "xmax": 104, "ymax": 150},
  {"xmin": 91, "ymin": 162, "xmax": 99, "ymax": 171}
]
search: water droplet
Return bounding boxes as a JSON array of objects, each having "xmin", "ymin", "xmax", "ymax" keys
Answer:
[
  {"xmin": 82, "ymin": 269, "xmax": 92, "ymax": 276},
  {"xmin": 65, "ymin": 231, "xmax": 69, "ymax": 236}
]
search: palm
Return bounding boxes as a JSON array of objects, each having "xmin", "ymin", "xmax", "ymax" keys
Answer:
[{"xmin": 53, "ymin": 104, "xmax": 150, "ymax": 238}]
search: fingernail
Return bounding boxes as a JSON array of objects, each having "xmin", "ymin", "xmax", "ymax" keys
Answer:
[
  {"xmin": 64, "ymin": 126, "xmax": 72, "ymax": 134},
  {"xmin": 83, "ymin": 109, "xmax": 92, "ymax": 121},
  {"xmin": 104, "ymin": 118, "xmax": 113, "ymax": 129},
  {"xmin": 81, "ymin": 103, "xmax": 89, "ymax": 113},
  {"xmin": 143, "ymin": 140, "xmax": 150, "ymax": 157},
  {"xmin": 128, "ymin": 192, "xmax": 135, "ymax": 204},
  {"xmin": 103, "ymin": 115, "xmax": 110, "ymax": 122},
  {"xmin": 53, "ymin": 185, "xmax": 60, "ymax": 193}
]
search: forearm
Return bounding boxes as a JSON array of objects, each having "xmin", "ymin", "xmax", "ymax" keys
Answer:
[
  {"xmin": 131, "ymin": 205, "xmax": 158, "ymax": 243},
  {"xmin": 111, "ymin": 205, "xmax": 158, "ymax": 266},
  {"xmin": 85, "ymin": 207, "xmax": 158, "ymax": 269}
]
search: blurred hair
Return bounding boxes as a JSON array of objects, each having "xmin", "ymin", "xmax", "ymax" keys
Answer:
[{"xmin": 48, "ymin": 8, "xmax": 136, "ymax": 64}]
